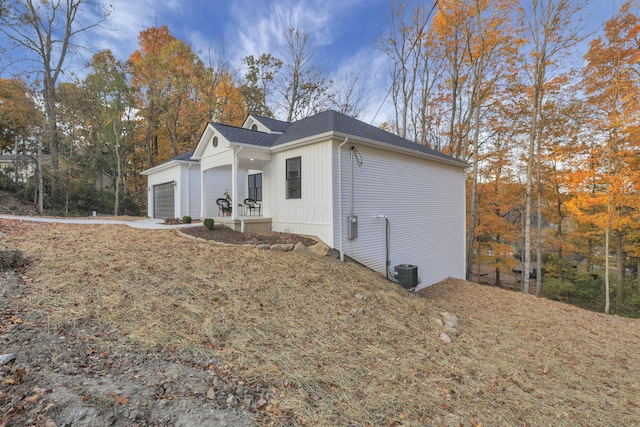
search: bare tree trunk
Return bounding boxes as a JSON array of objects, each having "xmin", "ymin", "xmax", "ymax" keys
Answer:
[
  {"xmin": 556, "ymin": 190, "xmax": 564, "ymax": 280},
  {"xmin": 114, "ymin": 119, "xmax": 121, "ymax": 216},
  {"xmin": 605, "ymin": 219, "xmax": 611, "ymax": 314},
  {"xmin": 523, "ymin": 0, "xmax": 549, "ymax": 295},
  {"xmin": 524, "ymin": 117, "xmax": 536, "ymax": 294},
  {"xmin": 536, "ymin": 137, "xmax": 543, "ymax": 297},
  {"xmin": 37, "ymin": 137, "xmax": 44, "ymax": 215},
  {"xmin": 616, "ymin": 229, "xmax": 623, "ymax": 312},
  {"xmin": 465, "ymin": 0, "xmax": 485, "ymax": 281},
  {"xmin": 146, "ymin": 110, "xmax": 154, "ymax": 169},
  {"xmin": 13, "ymin": 136, "xmax": 19, "ymax": 191},
  {"xmin": 637, "ymin": 258, "xmax": 640, "ymax": 296}
]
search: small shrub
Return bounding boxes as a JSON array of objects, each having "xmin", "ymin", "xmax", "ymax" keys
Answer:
[
  {"xmin": 542, "ymin": 277, "xmax": 576, "ymax": 301},
  {"xmin": 203, "ymin": 218, "xmax": 214, "ymax": 230},
  {"xmin": 0, "ymin": 249, "xmax": 24, "ymax": 270},
  {"xmin": 164, "ymin": 217, "xmax": 181, "ymax": 225},
  {"xmin": 182, "ymin": 215, "xmax": 192, "ymax": 224}
]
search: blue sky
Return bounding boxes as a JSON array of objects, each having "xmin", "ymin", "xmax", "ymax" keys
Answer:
[
  {"xmin": 1, "ymin": 0, "xmax": 628, "ymax": 124},
  {"xmin": 82, "ymin": 0, "xmax": 396, "ymax": 121}
]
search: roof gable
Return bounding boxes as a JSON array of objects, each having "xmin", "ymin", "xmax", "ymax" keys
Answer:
[
  {"xmin": 244, "ymin": 115, "xmax": 291, "ymax": 134},
  {"xmin": 212, "ymin": 122, "xmax": 280, "ymax": 147}
]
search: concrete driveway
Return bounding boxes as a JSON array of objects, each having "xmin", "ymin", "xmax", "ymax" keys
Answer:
[{"xmin": 0, "ymin": 215, "xmax": 202, "ymax": 230}]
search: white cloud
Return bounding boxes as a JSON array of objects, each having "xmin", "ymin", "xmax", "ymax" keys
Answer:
[
  {"xmin": 229, "ymin": 0, "xmax": 361, "ymax": 64},
  {"xmin": 328, "ymin": 46, "xmax": 393, "ymax": 126},
  {"xmin": 95, "ymin": 0, "xmax": 177, "ymax": 57}
]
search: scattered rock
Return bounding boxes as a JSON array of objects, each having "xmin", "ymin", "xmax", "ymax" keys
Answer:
[
  {"xmin": 0, "ymin": 353, "xmax": 15, "ymax": 365},
  {"xmin": 270, "ymin": 243, "xmax": 294, "ymax": 251},
  {"xmin": 308, "ymin": 241, "xmax": 331, "ymax": 256},
  {"xmin": 293, "ymin": 242, "xmax": 307, "ymax": 252},
  {"xmin": 444, "ymin": 326, "xmax": 459, "ymax": 336},
  {"xmin": 441, "ymin": 311, "xmax": 459, "ymax": 328},
  {"xmin": 256, "ymin": 244, "xmax": 270, "ymax": 250},
  {"xmin": 0, "ymin": 270, "xmax": 256, "ymax": 427},
  {"xmin": 434, "ymin": 318, "xmax": 444, "ymax": 327},
  {"xmin": 206, "ymin": 387, "xmax": 216, "ymax": 400},
  {"xmin": 226, "ymin": 394, "xmax": 238, "ymax": 407},
  {"xmin": 439, "ymin": 333, "xmax": 452, "ymax": 344}
]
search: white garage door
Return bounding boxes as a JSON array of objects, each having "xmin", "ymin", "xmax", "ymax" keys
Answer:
[{"xmin": 153, "ymin": 182, "xmax": 174, "ymax": 219}]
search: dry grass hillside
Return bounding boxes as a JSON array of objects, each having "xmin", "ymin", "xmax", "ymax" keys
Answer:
[{"xmin": 1, "ymin": 219, "xmax": 639, "ymax": 426}]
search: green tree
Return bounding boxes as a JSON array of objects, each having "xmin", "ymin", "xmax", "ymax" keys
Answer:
[
  {"xmin": 242, "ymin": 53, "xmax": 282, "ymax": 117},
  {"xmin": 85, "ymin": 50, "xmax": 136, "ymax": 215}
]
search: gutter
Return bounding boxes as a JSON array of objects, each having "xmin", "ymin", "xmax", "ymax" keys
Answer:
[
  {"xmin": 273, "ymin": 131, "xmax": 468, "ymax": 169},
  {"xmin": 140, "ymin": 159, "xmax": 197, "ymax": 176}
]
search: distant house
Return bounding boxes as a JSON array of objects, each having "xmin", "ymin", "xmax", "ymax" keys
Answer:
[
  {"xmin": 142, "ymin": 110, "xmax": 467, "ymax": 288},
  {"xmin": 0, "ymin": 153, "xmax": 33, "ymax": 183},
  {"xmin": 95, "ymin": 171, "xmax": 115, "ymax": 191}
]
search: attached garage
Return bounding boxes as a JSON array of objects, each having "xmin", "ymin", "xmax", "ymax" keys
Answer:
[
  {"xmin": 141, "ymin": 151, "xmax": 201, "ymax": 220},
  {"xmin": 153, "ymin": 182, "xmax": 175, "ymax": 219}
]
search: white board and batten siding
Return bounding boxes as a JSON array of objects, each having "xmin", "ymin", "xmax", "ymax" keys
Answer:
[
  {"xmin": 265, "ymin": 140, "xmax": 334, "ymax": 245},
  {"xmin": 202, "ymin": 165, "xmax": 232, "ymax": 217},
  {"xmin": 332, "ymin": 143, "xmax": 466, "ymax": 289},
  {"xmin": 181, "ymin": 164, "xmax": 201, "ymax": 219},
  {"xmin": 146, "ymin": 162, "xmax": 201, "ymax": 219}
]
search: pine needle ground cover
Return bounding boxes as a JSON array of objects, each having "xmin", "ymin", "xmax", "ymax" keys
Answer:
[{"xmin": 2, "ymin": 219, "xmax": 640, "ymax": 426}]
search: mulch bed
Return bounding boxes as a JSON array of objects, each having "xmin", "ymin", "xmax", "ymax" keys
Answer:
[{"xmin": 181, "ymin": 224, "xmax": 317, "ymax": 246}]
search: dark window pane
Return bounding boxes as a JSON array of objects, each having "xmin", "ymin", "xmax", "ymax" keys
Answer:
[
  {"xmin": 248, "ymin": 173, "xmax": 262, "ymax": 202},
  {"xmin": 286, "ymin": 157, "xmax": 301, "ymax": 199}
]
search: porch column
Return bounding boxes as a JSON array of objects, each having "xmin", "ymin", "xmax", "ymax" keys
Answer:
[
  {"xmin": 147, "ymin": 186, "xmax": 153, "ymax": 218},
  {"xmin": 232, "ymin": 148, "xmax": 240, "ymax": 220},
  {"xmin": 200, "ymin": 168, "xmax": 206, "ymax": 218},
  {"xmin": 186, "ymin": 163, "xmax": 191, "ymax": 217}
]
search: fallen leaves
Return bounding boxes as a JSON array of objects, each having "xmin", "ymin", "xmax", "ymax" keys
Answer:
[{"xmin": 3, "ymin": 219, "xmax": 640, "ymax": 426}]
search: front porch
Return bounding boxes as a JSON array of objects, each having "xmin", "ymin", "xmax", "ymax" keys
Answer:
[{"xmin": 214, "ymin": 215, "xmax": 272, "ymax": 233}]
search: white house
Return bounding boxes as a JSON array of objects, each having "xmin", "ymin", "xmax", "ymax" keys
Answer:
[
  {"xmin": 142, "ymin": 110, "xmax": 467, "ymax": 289},
  {"xmin": 0, "ymin": 153, "xmax": 33, "ymax": 183}
]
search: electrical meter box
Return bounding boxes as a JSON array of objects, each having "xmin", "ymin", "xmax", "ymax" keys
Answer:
[{"xmin": 347, "ymin": 215, "xmax": 358, "ymax": 239}]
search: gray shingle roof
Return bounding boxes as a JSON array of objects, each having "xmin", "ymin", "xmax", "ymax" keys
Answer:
[
  {"xmin": 0, "ymin": 154, "xmax": 30, "ymax": 162},
  {"xmin": 251, "ymin": 115, "xmax": 291, "ymax": 133},
  {"xmin": 170, "ymin": 150, "xmax": 197, "ymax": 162},
  {"xmin": 182, "ymin": 110, "xmax": 466, "ymax": 168},
  {"xmin": 272, "ymin": 110, "xmax": 464, "ymax": 165},
  {"xmin": 210, "ymin": 123, "xmax": 281, "ymax": 147}
]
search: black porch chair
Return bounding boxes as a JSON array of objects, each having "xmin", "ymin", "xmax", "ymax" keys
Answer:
[
  {"xmin": 216, "ymin": 198, "xmax": 232, "ymax": 216},
  {"xmin": 243, "ymin": 198, "xmax": 261, "ymax": 216}
]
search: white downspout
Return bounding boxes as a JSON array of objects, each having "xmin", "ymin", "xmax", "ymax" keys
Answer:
[
  {"xmin": 232, "ymin": 147, "xmax": 243, "ymax": 220},
  {"xmin": 186, "ymin": 163, "xmax": 191, "ymax": 217},
  {"xmin": 338, "ymin": 137, "xmax": 349, "ymax": 262},
  {"xmin": 200, "ymin": 167, "xmax": 206, "ymax": 219}
]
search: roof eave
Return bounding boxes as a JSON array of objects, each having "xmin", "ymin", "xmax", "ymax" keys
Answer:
[
  {"xmin": 269, "ymin": 131, "xmax": 334, "ymax": 152},
  {"xmin": 140, "ymin": 159, "xmax": 197, "ymax": 176},
  {"xmin": 269, "ymin": 129, "xmax": 469, "ymax": 168}
]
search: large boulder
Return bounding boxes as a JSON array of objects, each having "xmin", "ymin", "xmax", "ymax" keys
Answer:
[
  {"xmin": 293, "ymin": 242, "xmax": 308, "ymax": 252},
  {"xmin": 308, "ymin": 241, "xmax": 331, "ymax": 256}
]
